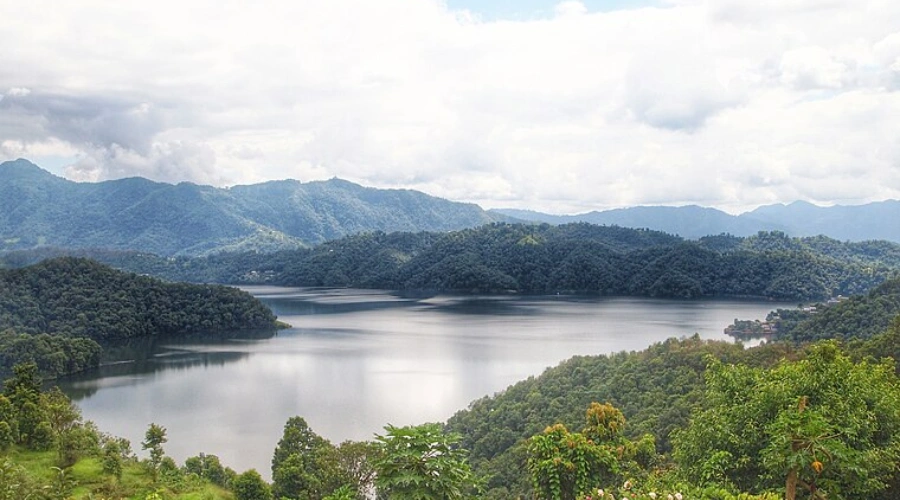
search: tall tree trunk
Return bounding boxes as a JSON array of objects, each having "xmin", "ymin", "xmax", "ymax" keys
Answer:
[{"xmin": 786, "ymin": 467, "xmax": 798, "ymax": 500}]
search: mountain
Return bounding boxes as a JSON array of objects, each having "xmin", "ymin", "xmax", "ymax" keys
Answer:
[
  {"xmin": 493, "ymin": 200, "xmax": 900, "ymax": 242},
  {"xmin": 740, "ymin": 200, "xmax": 900, "ymax": 241},
  {"xmin": 0, "ymin": 159, "xmax": 506, "ymax": 256},
  {"xmin": 492, "ymin": 205, "xmax": 783, "ymax": 238}
]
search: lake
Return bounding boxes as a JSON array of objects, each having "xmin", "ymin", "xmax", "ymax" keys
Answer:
[{"xmin": 56, "ymin": 287, "xmax": 784, "ymax": 477}]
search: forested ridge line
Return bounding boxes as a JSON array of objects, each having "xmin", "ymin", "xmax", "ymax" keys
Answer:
[
  {"xmin": 5, "ymin": 224, "xmax": 899, "ymax": 301},
  {"xmin": 725, "ymin": 276, "xmax": 900, "ymax": 343},
  {"xmin": 0, "ymin": 257, "xmax": 282, "ymax": 378}
]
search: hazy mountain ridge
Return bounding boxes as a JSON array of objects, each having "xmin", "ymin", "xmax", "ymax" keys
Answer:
[
  {"xmin": 493, "ymin": 200, "xmax": 900, "ymax": 242},
  {"xmin": 0, "ymin": 159, "xmax": 507, "ymax": 256},
  {"xmin": 5, "ymin": 158, "xmax": 898, "ymax": 257},
  {"xmin": 17, "ymin": 224, "xmax": 889, "ymax": 302}
]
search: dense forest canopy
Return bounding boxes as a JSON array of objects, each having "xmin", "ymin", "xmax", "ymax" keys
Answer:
[
  {"xmin": 0, "ymin": 257, "xmax": 281, "ymax": 378},
  {"xmin": 724, "ymin": 276, "xmax": 900, "ymax": 343},
  {"xmin": 5, "ymin": 225, "xmax": 898, "ymax": 302},
  {"xmin": 445, "ymin": 326, "xmax": 900, "ymax": 499}
]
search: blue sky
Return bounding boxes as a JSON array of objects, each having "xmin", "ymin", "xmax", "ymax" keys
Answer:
[{"xmin": 444, "ymin": 0, "xmax": 661, "ymax": 20}]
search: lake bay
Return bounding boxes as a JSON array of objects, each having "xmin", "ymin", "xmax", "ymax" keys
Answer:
[{"xmin": 57, "ymin": 287, "xmax": 785, "ymax": 477}]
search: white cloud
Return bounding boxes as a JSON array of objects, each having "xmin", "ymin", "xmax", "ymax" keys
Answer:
[
  {"xmin": 779, "ymin": 46, "xmax": 850, "ymax": 90},
  {"xmin": 0, "ymin": 0, "xmax": 899, "ymax": 213},
  {"xmin": 555, "ymin": 1, "xmax": 588, "ymax": 17},
  {"xmin": 7, "ymin": 87, "xmax": 31, "ymax": 97}
]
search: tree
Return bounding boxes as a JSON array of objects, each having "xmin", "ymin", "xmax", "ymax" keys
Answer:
[
  {"xmin": 233, "ymin": 469, "xmax": 273, "ymax": 500},
  {"xmin": 42, "ymin": 387, "xmax": 84, "ymax": 466},
  {"xmin": 184, "ymin": 452, "xmax": 233, "ymax": 487},
  {"xmin": 271, "ymin": 416, "xmax": 343, "ymax": 499},
  {"xmin": 335, "ymin": 440, "xmax": 381, "ymax": 499},
  {"xmin": 526, "ymin": 423, "xmax": 619, "ymax": 500},
  {"xmin": 102, "ymin": 439, "xmax": 124, "ymax": 480},
  {"xmin": 142, "ymin": 423, "xmax": 168, "ymax": 481},
  {"xmin": 374, "ymin": 422, "xmax": 481, "ymax": 499},
  {"xmin": 583, "ymin": 402, "xmax": 626, "ymax": 442},
  {"xmin": 0, "ymin": 458, "xmax": 38, "ymax": 500},
  {"xmin": 47, "ymin": 466, "xmax": 76, "ymax": 500},
  {"xmin": 2, "ymin": 362, "xmax": 44, "ymax": 447},
  {"xmin": 673, "ymin": 341, "xmax": 900, "ymax": 499}
]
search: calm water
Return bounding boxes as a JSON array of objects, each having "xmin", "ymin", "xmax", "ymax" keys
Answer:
[{"xmin": 56, "ymin": 287, "xmax": 784, "ymax": 477}]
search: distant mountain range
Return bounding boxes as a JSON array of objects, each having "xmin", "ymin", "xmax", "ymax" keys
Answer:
[
  {"xmin": 0, "ymin": 159, "xmax": 506, "ymax": 256},
  {"xmin": 493, "ymin": 200, "xmax": 900, "ymax": 242},
  {"xmin": 3, "ymin": 158, "xmax": 899, "ymax": 257}
]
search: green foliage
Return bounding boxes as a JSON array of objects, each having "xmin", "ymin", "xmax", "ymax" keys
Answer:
[
  {"xmin": 374, "ymin": 422, "xmax": 481, "ymax": 499},
  {"xmin": 43, "ymin": 387, "xmax": 85, "ymax": 466},
  {"xmin": 778, "ymin": 277, "xmax": 900, "ymax": 342},
  {"xmin": 0, "ymin": 257, "xmax": 281, "ymax": 378},
  {"xmin": 0, "ymin": 159, "xmax": 502, "ymax": 256},
  {"xmin": 233, "ymin": 468, "xmax": 273, "ymax": 500},
  {"xmin": 673, "ymin": 342, "xmax": 900, "ymax": 499},
  {"xmin": 47, "ymin": 465, "xmax": 77, "ymax": 500},
  {"xmin": 49, "ymin": 224, "xmax": 898, "ymax": 302},
  {"xmin": 334, "ymin": 440, "xmax": 380, "ymax": 499},
  {"xmin": 0, "ymin": 363, "xmax": 233, "ymax": 499},
  {"xmin": 271, "ymin": 416, "xmax": 343, "ymax": 500},
  {"xmin": 583, "ymin": 402, "xmax": 626, "ymax": 443},
  {"xmin": 183, "ymin": 452, "xmax": 235, "ymax": 488},
  {"xmin": 322, "ymin": 484, "xmax": 355, "ymax": 500},
  {"xmin": 527, "ymin": 423, "xmax": 619, "ymax": 500},
  {"xmin": 0, "ymin": 421, "xmax": 11, "ymax": 452},
  {"xmin": 3, "ymin": 362, "xmax": 49, "ymax": 449},
  {"xmin": 0, "ymin": 330, "xmax": 102, "ymax": 380},
  {"xmin": 143, "ymin": 423, "xmax": 168, "ymax": 481},
  {"xmin": 101, "ymin": 439, "xmax": 124, "ymax": 480},
  {"xmin": 0, "ymin": 457, "xmax": 41, "ymax": 499},
  {"xmin": 446, "ymin": 336, "xmax": 796, "ymax": 497}
]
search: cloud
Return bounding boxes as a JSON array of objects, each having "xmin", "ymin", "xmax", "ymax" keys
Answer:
[
  {"xmin": 779, "ymin": 46, "xmax": 851, "ymax": 90},
  {"xmin": 623, "ymin": 47, "xmax": 745, "ymax": 131},
  {"xmin": 0, "ymin": 0, "xmax": 899, "ymax": 213},
  {"xmin": 64, "ymin": 141, "xmax": 220, "ymax": 185},
  {"xmin": 555, "ymin": 1, "xmax": 588, "ymax": 17},
  {"xmin": 0, "ymin": 91, "xmax": 167, "ymax": 153}
]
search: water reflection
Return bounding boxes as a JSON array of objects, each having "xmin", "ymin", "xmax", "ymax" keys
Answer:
[
  {"xmin": 56, "ymin": 288, "xmax": 785, "ymax": 479},
  {"xmin": 59, "ymin": 331, "xmax": 274, "ymax": 399}
]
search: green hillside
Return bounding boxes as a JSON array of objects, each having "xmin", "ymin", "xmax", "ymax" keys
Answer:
[
  {"xmin": 0, "ymin": 257, "xmax": 281, "ymax": 378},
  {"xmin": 0, "ymin": 159, "xmax": 506, "ymax": 256}
]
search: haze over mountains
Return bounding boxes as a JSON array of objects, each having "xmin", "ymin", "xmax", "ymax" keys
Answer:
[
  {"xmin": 2, "ymin": 158, "xmax": 899, "ymax": 257},
  {"xmin": 0, "ymin": 159, "xmax": 505, "ymax": 256},
  {"xmin": 495, "ymin": 201, "xmax": 900, "ymax": 242}
]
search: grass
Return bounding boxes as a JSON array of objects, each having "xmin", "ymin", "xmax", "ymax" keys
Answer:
[{"xmin": 3, "ymin": 446, "xmax": 234, "ymax": 500}]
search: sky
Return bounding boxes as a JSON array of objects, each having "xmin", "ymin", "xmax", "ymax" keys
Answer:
[{"xmin": 1, "ymin": 0, "xmax": 899, "ymax": 215}]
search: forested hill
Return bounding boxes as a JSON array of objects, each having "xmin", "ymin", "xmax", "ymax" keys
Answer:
[
  {"xmin": 445, "ymin": 325, "xmax": 900, "ymax": 499},
  {"xmin": 754, "ymin": 277, "xmax": 900, "ymax": 342},
  {"xmin": 445, "ymin": 336, "xmax": 798, "ymax": 497},
  {"xmin": 0, "ymin": 158, "xmax": 506, "ymax": 256},
  {"xmin": 0, "ymin": 257, "xmax": 280, "ymax": 377},
  {"xmin": 11, "ymin": 224, "xmax": 899, "ymax": 302}
]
